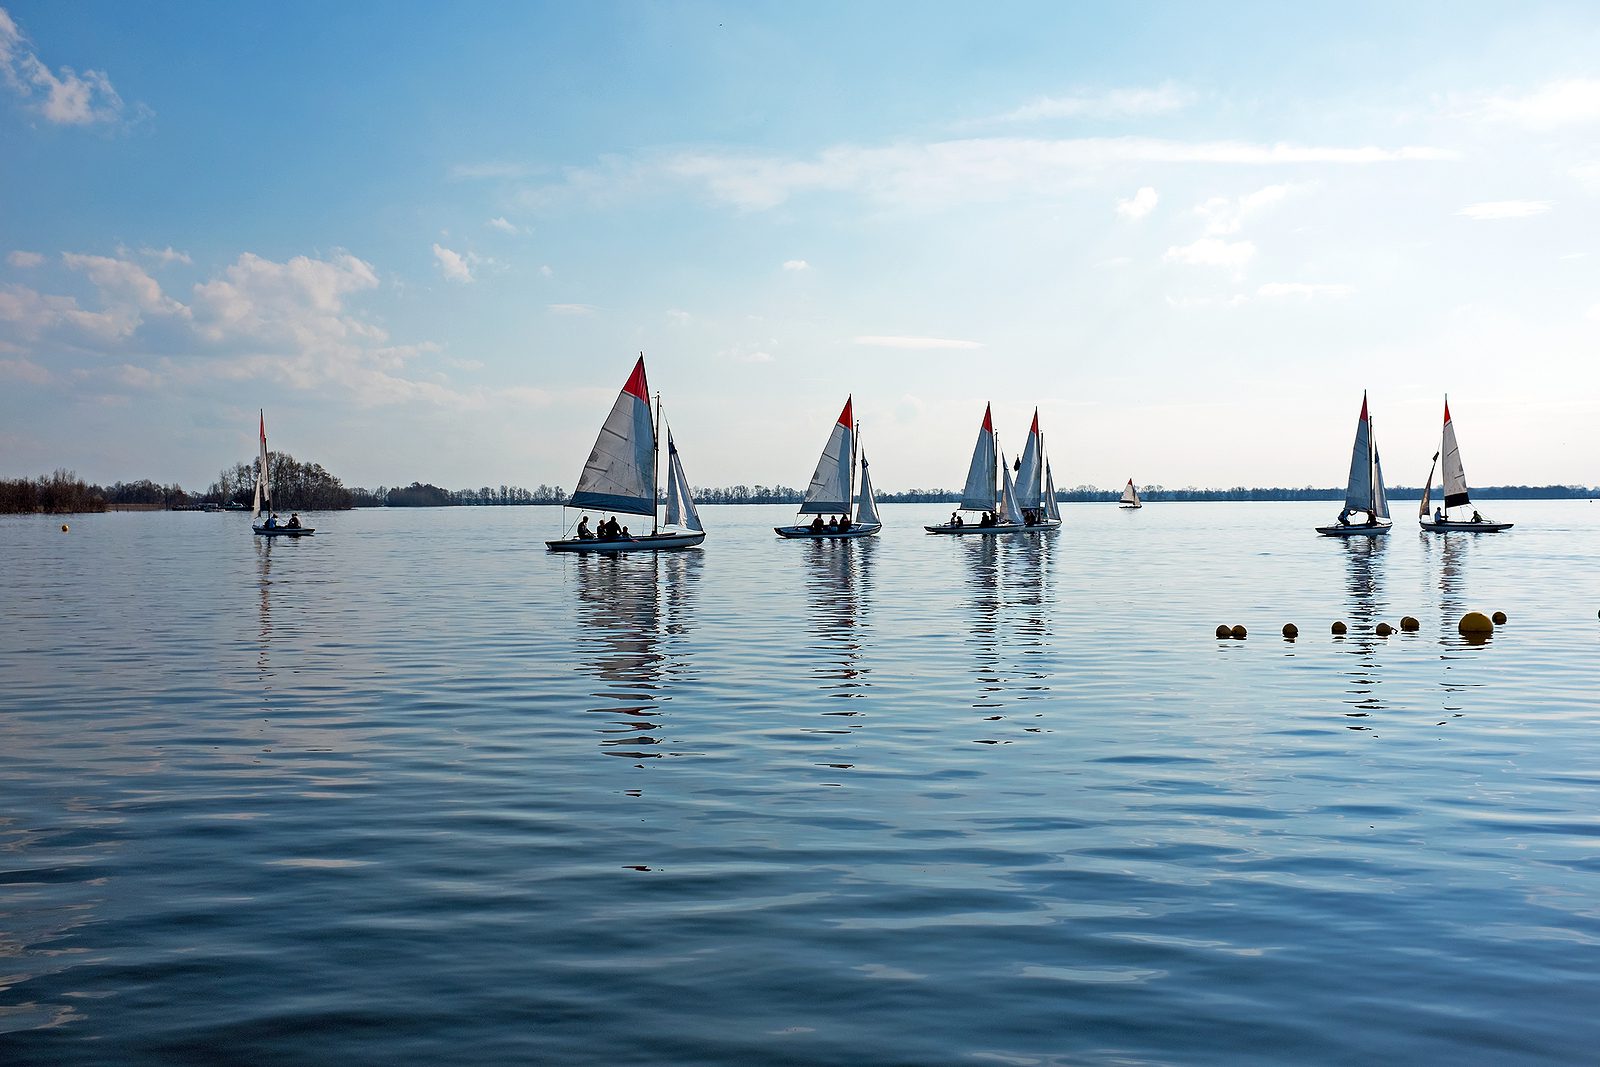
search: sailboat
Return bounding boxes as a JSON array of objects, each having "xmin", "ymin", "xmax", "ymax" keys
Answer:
[
  {"xmin": 1119, "ymin": 479, "xmax": 1142, "ymax": 509},
  {"xmin": 546, "ymin": 355, "xmax": 706, "ymax": 553},
  {"xmin": 1419, "ymin": 397, "xmax": 1513, "ymax": 532},
  {"xmin": 775, "ymin": 397, "xmax": 883, "ymax": 539},
  {"xmin": 251, "ymin": 410, "xmax": 313, "ymax": 536},
  {"xmin": 1012, "ymin": 409, "xmax": 1062, "ymax": 530},
  {"xmin": 925, "ymin": 403, "xmax": 1027, "ymax": 534},
  {"xmin": 1316, "ymin": 391, "xmax": 1391, "ymax": 537}
]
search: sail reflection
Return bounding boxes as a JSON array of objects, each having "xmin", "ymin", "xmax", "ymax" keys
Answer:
[
  {"xmin": 571, "ymin": 552, "xmax": 702, "ymax": 760},
  {"xmin": 255, "ymin": 535, "xmax": 274, "ymax": 683},
  {"xmin": 1337, "ymin": 535, "xmax": 1388, "ymax": 722},
  {"xmin": 802, "ymin": 538, "xmax": 874, "ymax": 698},
  {"xmin": 958, "ymin": 535, "xmax": 1054, "ymax": 728}
]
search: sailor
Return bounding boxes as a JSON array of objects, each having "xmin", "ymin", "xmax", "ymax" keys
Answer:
[
  {"xmin": 264, "ymin": 513, "xmax": 279, "ymax": 529},
  {"xmin": 577, "ymin": 515, "xmax": 594, "ymax": 539},
  {"xmin": 620, "ymin": 525, "xmax": 633, "ymax": 540},
  {"xmin": 809, "ymin": 515, "xmax": 825, "ymax": 533},
  {"xmin": 839, "ymin": 513, "xmax": 852, "ymax": 532},
  {"xmin": 1471, "ymin": 510, "xmax": 1483, "ymax": 523},
  {"xmin": 1337, "ymin": 507, "xmax": 1350, "ymax": 526},
  {"xmin": 827, "ymin": 516, "xmax": 839, "ymax": 531},
  {"xmin": 1434, "ymin": 507, "xmax": 1444, "ymax": 524},
  {"xmin": 287, "ymin": 513, "xmax": 301, "ymax": 529}
]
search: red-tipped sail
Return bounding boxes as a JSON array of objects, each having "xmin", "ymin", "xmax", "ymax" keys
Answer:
[
  {"xmin": 838, "ymin": 397, "xmax": 853, "ymax": 428},
  {"xmin": 570, "ymin": 356, "xmax": 658, "ymax": 516},
  {"xmin": 622, "ymin": 355, "xmax": 650, "ymax": 403},
  {"xmin": 800, "ymin": 397, "xmax": 855, "ymax": 514},
  {"xmin": 981, "ymin": 402, "xmax": 992, "ymax": 432}
]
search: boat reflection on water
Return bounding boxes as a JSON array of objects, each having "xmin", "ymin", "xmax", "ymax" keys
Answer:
[
  {"xmin": 571, "ymin": 551, "xmax": 702, "ymax": 760},
  {"xmin": 960, "ymin": 534, "xmax": 1054, "ymax": 733},
  {"xmin": 255, "ymin": 535, "xmax": 274, "ymax": 684},
  {"xmin": 1426, "ymin": 530, "xmax": 1481, "ymax": 714},
  {"xmin": 802, "ymin": 537, "xmax": 874, "ymax": 702},
  {"xmin": 1338, "ymin": 535, "xmax": 1388, "ymax": 724}
]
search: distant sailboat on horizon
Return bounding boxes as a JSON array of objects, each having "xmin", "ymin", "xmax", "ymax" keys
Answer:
[
  {"xmin": 546, "ymin": 355, "xmax": 706, "ymax": 553},
  {"xmin": 251, "ymin": 410, "xmax": 313, "ymax": 537},
  {"xmin": 775, "ymin": 397, "xmax": 883, "ymax": 539},
  {"xmin": 1316, "ymin": 391, "xmax": 1392, "ymax": 537},
  {"xmin": 1119, "ymin": 479, "xmax": 1142, "ymax": 509},
  {"xmin": 1418, "ymin": 397, "xmax": 1513, "ymax": 532}
]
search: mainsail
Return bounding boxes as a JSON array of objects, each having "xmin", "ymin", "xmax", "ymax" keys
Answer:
[
  {"xmin": 1440, "ymin": 398, "xmax": 1470, "ymax": 510},
  {"xmin": 855, "ymin": 451, "xmax": 881, "ymax": 525},
  {"xmin": 570, "ymin": 356, "xmax": 657, "ymax": 516},
  {"xmin": 1342, "ymin": 393, "xmax": 1375, "ymax": 514},
  {"xmin": 662, "ymin": 429, "xmax": 702, "ymax": 533},
  {"xmin": 1419, "ymin": 451, "xmax": 1439, "ymax": 519},
  {"xmin": 1120, "ymin": 479, "xmax": 1140, "ymax": 506},
  {"xmin": 1014, "ymin": 409, "xmax": 1042, "ymax": 510},
  {"xmin": 960, "ymin": 403, "xmax": 998, "ymax": 512},
  {"xmin": 252, "ymin": 409, "xmax": 271, "ymax": 519},
  {"xmin": 1371, "ymin": 426, "xmax": 1391, "ymax": 520},
  {"xmin": 800, "ymin": 397, "xmax": 854, "ymax": 514},
  {"xmin": 998, "ymin": 452, "xmax": 1025, "ymax": 526}
]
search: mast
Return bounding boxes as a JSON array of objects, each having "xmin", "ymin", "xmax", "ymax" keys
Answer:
[
  {"xmin": 652, "ymin": 377, "xmax": 661, "ymax": 535},
  {"xmin": 850, "ymin": 413, "xmax": 859, "ymax": 521}
]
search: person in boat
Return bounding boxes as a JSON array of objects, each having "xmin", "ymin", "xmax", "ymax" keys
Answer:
[
  {"xmin": 809, "ymin": 516, "xmax": 825, "ymax": 533},
  {"xmin": 979, "ymin": 512, "xmax": 994, "ymax": 528},
  {"xmin": 619, "ymin": 525, "xmax": 633, "ymax": 540},
  {"xmin": 949, "ymin": 511, "xmax": 962, "ymax": 527},
  {"xmin": 1434, "ymin": 507, "xmax": 1444, "ymax": 524},
  {"xmin": 1337, "ymin": 507, "xmax": 1351, "ymax": 526},
  {"xmin": 600, "ymin": 516, "xmax": 620, "ymax": 539},
  {"xmin": 577, "ymin": 516, "xmax": 594, "ymax": 540},
  {"xmin": 839, "ymin": 513, "xmax": 851, "ymax": 532},
  {"xmin": 1471, "ymin": 510, "xmax": 1483, "ymax": 523},
  {"xmin": 827, "ymin": 516, "xmax": 839, "ymax": 532},
  {"xmin": 287, "ymin": 513, "xmax": 301, "ymax": 529},
  {"xmin": 263, "ymin": 513, "xmax": 279, "ymax": 529}
]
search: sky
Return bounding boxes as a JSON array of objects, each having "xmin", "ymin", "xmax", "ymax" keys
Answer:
[{"xmin": 2, "ymin": 1, "xmax": 1599, "ymax": 493}]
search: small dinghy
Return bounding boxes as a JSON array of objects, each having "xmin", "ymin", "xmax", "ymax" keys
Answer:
[
  {"xmin": 1418, "ymin": 397, "xmax": 1513, "ymax": 533},
  {"xmin": 926, "ymin": 404, "xmax": 1030, "ymax": 534},
  {"xmin": 547, "ymin": 355, "xmax": 706, "ymax": 553},
  {"xmin": 1316, "ymin": 392, "xmax": 1392, "ymax": 537},
  {"xmin": 1118, "ymin": 479, "xmax": 1142, "ymax": 509},
  {"xmin": 776, "ymin": 397, "xmax": 883, "ymax": 539},
  {"xmin": 250, "ymin": 410, "xmax": 314, "ymax": 536}
]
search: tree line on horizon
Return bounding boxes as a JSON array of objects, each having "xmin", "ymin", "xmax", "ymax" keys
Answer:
[{"xmin": 4, "ymin": 464, "xmax": 1596, "ymax": 515}]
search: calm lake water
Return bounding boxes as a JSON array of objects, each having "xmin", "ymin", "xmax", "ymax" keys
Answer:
[{"xmin": 3, "ymin": 501, "xmax": 1600, "ymax": 1065}]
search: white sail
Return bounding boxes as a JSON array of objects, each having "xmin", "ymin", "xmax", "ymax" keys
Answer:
[
  {"xmin": 960, "ymin": 404, "xmax": 998, "ymax": 512},
  {"xmin": 998, "ymin": 451, "xmax": 1025, "ymax": 525},
  {"xmin": 1042, "ymin": 462, "xmax": 1061, "ymax": 522},
  {"xmin": 1371, "ymin": 423, "xmax": 1390, "ymax": 520},
  {"xmin": 1419, "ymin": 452, "xmax": 1438, "ymax": 519},
  {"xmin": 855, "ymin": 451, "xmax": 881, "ymax": 526},
  {"xmin": 1440, "ymin": 398, "xmax": 1470, "ymax": 511},
  {"xmin": 1342, "ymin": 393, "xmax": 1374, "ymax": 514},
  {"xmin": 252, "ymin": 409, "xmax": 270, "ymax": 519},
  {"xmin": 800, "ymin": 398, "xmax": 854, "ymax": 514},
  {"xmin": 1120, "ymin": 479, "xmax": 1139, "ymax": 506},
  {"xmin": 1014, "ymin": 410, "xmax": 1042, "ymax": 510},
  {"xmin": 570, "ymin": 356, "xmax": 657, "ymax": 516},
  {"xmin": 663, "ymin": 429, "xmax": 702, "ymax": 533}
]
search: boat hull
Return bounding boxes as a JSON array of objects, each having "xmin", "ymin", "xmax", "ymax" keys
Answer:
[
  {"xmin": 253, "ymin": 525, "xmax": 314, "ymax": 536},
  {"xmin": 1118, "ymin": 504, "xmax": 1142, "ymax": 509},
  {"xmin": 775, "ymin": 523, "xmax": 882, "ymax": 539},
  {"xmin": 925, "ymin": 522, "xmax": 1058, "ymax": 534},
  {"xmin": 1315, "ymin": 522, "xmax": 1392, "ymax": 537},
  {"xmin": 546, "ymin": 531, "xmax": 706, "ymax": 553},
  {"xmin": 1419, "ymin": 520, "xmax": 1513, "ymax": 533}
]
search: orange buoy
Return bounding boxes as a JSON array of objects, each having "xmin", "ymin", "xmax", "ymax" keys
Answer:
[
  {"xmin": 1400, "ymin": 616, "xmax": 1419, "ymax": 632},
  {"xmin": 1230, "ymin": 624, "xmax": 1247, "ymax": 640},
  {"xmin": 1492, "ymin": 610, "xmax": 1507, "ymax": 625},
  {"xmin": 1216, "ymin": 624, "xmax": 1231, "ymax": 639},
  {"xmin": 1282, "ymin": 623, "xmax": 1298, "ymax": 639},
  {"xmin": 1459, "ymin": 612, "xmax": 1494, "ymax": 636},
  {"xmin": 1332, "ymin": 621, "xmax": 1347, "ymax": 635},
  {"xmin": 1375, "ymin": 622, "xmax": 1393, "ymax": 637}
]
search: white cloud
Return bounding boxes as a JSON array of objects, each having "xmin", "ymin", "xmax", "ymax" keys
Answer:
[
  {"xmin": 992, "ymin": 84, "xmax": 1196, "ymax": 123},
  {"xmin": 1457, "ymin": 200, "xmax": 1553, "ymax": 220},
  {"xmin": 782, "ymin": 259, "xmax": 810, "ymax": 271},
  {"xmin": 1197, "ymin": 183, "xmax": 1299, "ymax": 235},
  {"xmin": 191, "ymin": 251, "xmax": 382, "ymax": 348},
  {"xmin": 1257, "ymin": 282, "xmax": 1354, "ymax": 298},
  {"xmin": 1163, "ymin": 238, "xmax": 1256, "ymax": 268},
  {"xmin": 486, "ymin": 216, "xmax": 519, "ymax": 235},
  {"xmin": 8, "ymin": 250, "xmax": 43, "ymax": 267},
  {"xmin": 1570, "ymin": 162, "xmax": 1600, "ymax": 190},
  {"xmin": 666, "ymin": 309, "xmax": 692, "ymax": 325},
  {"xmin": 853, "ymin": 335, "xmax": 986, "ymax": 350},
  {"xmin": 740, "ymin": 350, "xmax": 773, "ymax": 363},
  {"xmin": 548, "ymin": 303, "xmax": 596, "ymax": 315},
  {"xmin": 1165, "ymin": 293, "xmax": 1248, "ymax": 311},
  {"xmin": 63, "ymin": 253, "xmax": 190, "ymax": 318},
  {"xmin": 1116, "ymin": 186, "xmax": 1159, "ymax": 219},
  {"xmin": 539, "ymin": 265, "xmax": 553, "ymax": 278},
  {"xmin": 1482, "ymin": 79, "xmax": 1600, "ymax": 129},
  {"xmin": 0, "ymin": 7, "xmax": 135, "ymax": 125},
  {"xmin": 432, "ymin": 243, "xmax": 473, "ymax": 283},
  {"xmin": 0, "ymin": 355, "xmax": 52, "ymax": 384},
  {"xmin": 449, "ymin": 161, "xmax": 537, "ymax": 180},
  {"xmin": 140, "ymin": 246, "xmax": 191, "ymax": 265}
]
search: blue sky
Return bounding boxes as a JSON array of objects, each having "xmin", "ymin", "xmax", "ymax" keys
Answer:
[{"xmin": 3, "ymin": 1, "xmax": 1598, "ymax": 492}]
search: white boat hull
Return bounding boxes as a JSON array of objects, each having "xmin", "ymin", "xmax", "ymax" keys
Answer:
[
  {"xmin": 775, "ymin": 523, "xmax": 882, "ymax": 539},
  {"xmin": 546, "ymin": 531, "xmax": 706, "ymax": 553},
  {"xmin": 1315, "ymin": 521, "xmax": 1392, "ymax": 537},
  {"xmin": 1419, "ymin": 520, "xmax": 1513, "ymax": 533},
  {"xmin": 925, "ymin": 521, "xmax": 1058, "ymax": 534}
]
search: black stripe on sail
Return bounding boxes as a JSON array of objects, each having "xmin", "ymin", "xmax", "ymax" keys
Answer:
[{"xmin": 1444, "ymin": 491, "xmax": 1470, "ymax": 509}]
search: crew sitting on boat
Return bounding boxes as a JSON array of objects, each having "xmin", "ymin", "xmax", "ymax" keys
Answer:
[
  {"xmin": 576, "ymin": 516, "xmax": 594, "ymax": 539},
  {"xmin": 287, "ymin": 513, "xmax": 301, "ymax": 529},
  {"xmin": 619, "ymin": 525, "xmax": 633, "ymax": 540},
  {"xmin": 979, "ymin": 511, "xmax": 996, "ymax": 528},
  {"xmin": 1471, "ymin": 510, "xmax": 1482, "ymax": 523},
  {"xmin": 1434, "ymin": 507, "xmax": 1444, "ymax": 523},
  {"xmin": 838, "ymin": 514, "xmax": 852, "ymax": 532},
  {"xmin": 593, "ymin": 516, "xmax": 623, "ymax": 540},
  {"xmin": 827, "ymin": 516, "xmax": 839, "ymax": 532},
  {"xmin": 263, "ymin": 513, "xmax": 280, "ymax": 528},
  {"xmin": 949, "ymin": 511, "xmax": 963, "ymax": 527},
  {"xmin": 809, "ymin": 516, "xmax": 825, "ymax": 533}
]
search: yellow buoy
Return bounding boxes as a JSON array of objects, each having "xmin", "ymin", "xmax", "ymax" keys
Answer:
[
  {"xmin": 1375, "ymin": 622, "xmax": 1393, "ymax": 637},
  {"xmin": 1332, "ymin": 621, "xmax": 1347, "ymax": 635},
  {"xmin": 1282, "ymin": 623, "xmax": 1298, "ymax": 639},
  {"xmin": 1230, "ymin": 624, "xmax": 1247, "ymax": 640},
  {"xmin": 1400, "ymin": 616, "xmax": 1419, "ymax": 632},
  {"xmin": 1459, "ymin": 612, "xmax": 1494, "ymax": 636},
  {"xmin": 1492, "ymin": 610, "xmax": 1507, "ymax": 625},
  {"xmin": 1215, "ymin": 624, "xmax": 1231, "ymax": 639}
]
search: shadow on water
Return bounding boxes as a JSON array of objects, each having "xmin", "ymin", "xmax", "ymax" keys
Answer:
[
  {"xmin": 1338, "ymin": 535, "xmax": 1388, "ymax": 723},
  {"xmin": 571, "ymin": 551, "xmax": 702, "ymax": 761},
  {"xmin": 959, "ymin": 533, "xmax": 1055, "ymax": 734}
]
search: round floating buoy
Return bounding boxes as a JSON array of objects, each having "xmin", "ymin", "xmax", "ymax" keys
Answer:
[
  {"xmin": 1216, "ymin": 624, "xmax": 1231, "ymax": 639},
  {"xmin": 60, "ymin": 524, "xmax": 69, "ymax": 532},
  {"xmin": 1459, "ymin": 611, "xmax": 1494, "ymax": 636},
  {"xmin": 1375, "ymin": 622, "xmax": 1393, "ymax": 637},
  {"xmin": 1332, "ymin": 621, "xmax": 1347, "ymax": 635},
  {"xmin": 1230, "ymin": 624, "xmax": 1247, "ymax": 640},
  {"xmin": 1282, "ymin": 623, "xmax": 1298, "ymax": 639},
  {"xmin": 1492, "ymin": 610, "xmax": 1507, "ymax": 625},
  {"xmin": 1400, "ymin": 616, "xmax": 1419, "ymax": 632}
]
